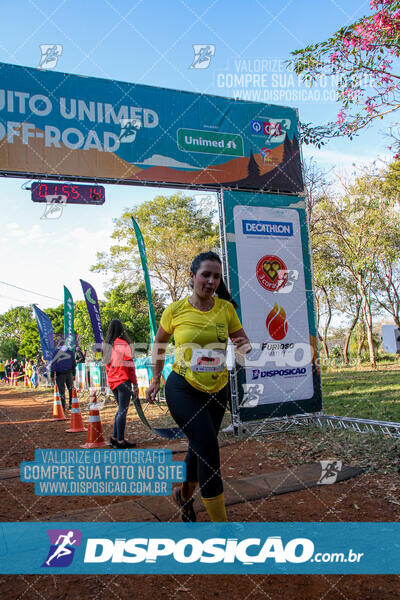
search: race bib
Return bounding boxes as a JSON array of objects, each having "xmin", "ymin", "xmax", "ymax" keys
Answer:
[{"xmin": 190, "ymin": 348, "xmax": 226, "ymax": 372}]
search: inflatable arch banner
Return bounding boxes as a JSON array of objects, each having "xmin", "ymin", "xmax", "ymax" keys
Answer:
[
  {"xmin": 221, "ymin": 190, "xmax": 322, "ymax": 421},
  {"xmin": 0, "ymin": 62, "xmax": 302, "ymax": 193}
]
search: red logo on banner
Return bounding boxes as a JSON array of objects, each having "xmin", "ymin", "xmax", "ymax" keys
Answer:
[
  {"xmin": 256, "ymin": 255, "xmax": 288, "ymax": 292},
  {"xmin": 266, "ymin": 303, "xmax": 288, "ymax": 340},
  {"xmin": 262, "ymin": 121, "xmax": 282, "ymax": 136}
]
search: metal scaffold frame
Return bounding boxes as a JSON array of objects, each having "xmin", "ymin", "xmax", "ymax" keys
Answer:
[{"xmin": 241, "ymin": 412, "xmax": 400, "ymax": 439}]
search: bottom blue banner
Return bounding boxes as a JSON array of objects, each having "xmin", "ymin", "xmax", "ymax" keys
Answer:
[{"xmin": 0, "ymin": 522, "xmax": 399, "ymax": 574}]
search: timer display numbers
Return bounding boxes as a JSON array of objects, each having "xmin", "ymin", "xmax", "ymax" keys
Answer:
[{"xmin": 31, "ymin": 182, "xmax": 105, "ymax": 205}]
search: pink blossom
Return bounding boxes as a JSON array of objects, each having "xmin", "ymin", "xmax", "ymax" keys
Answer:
[{"xmin": 337, "ymin": 109, "xmax": 346, "ymax": 125}]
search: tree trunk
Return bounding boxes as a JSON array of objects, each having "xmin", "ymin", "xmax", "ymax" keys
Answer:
[
  {"xmin": 357, "ymin": 324, "xmax": 365, "ymax": 365},
  {"xmin": 321, "ymin": 285, "xmax": 332, "ymax": 360},
  {"xmin": 358, "ymin": 277, "xmax": 376, "ymax": 369},
  {"xmin": 321, "ymin": 337, "xmax": 329, "ymax": 360},
  {"xmin": 343, "ymin": 299, "xmax": 361, "ymax": 365}
]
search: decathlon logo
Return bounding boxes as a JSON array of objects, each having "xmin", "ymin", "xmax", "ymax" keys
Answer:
[
  {"xmin": 42, "ymin": 529, "xmax": 82, "ymax": 567},
  {"xmin": 84, "ymin": 536, "xmax": 314, "ymax": 564},
  {"xmin": 242, "ymin": 220, "xmax": 293, "ymax": 237}
]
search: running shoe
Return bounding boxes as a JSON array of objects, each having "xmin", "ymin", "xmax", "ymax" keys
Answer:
[
  {"xmin": 116, "ymin": 439, "xmax": 136, "ymax": 449},
  {"xmin": 173, "ymin": 487, "xmax": 196, "ymax": 522}
]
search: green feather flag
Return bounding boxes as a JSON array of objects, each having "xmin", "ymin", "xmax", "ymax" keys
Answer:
[
  {"xmin": 131, "ymin": 217, "xmax": 157, "ymax": 344},
  {"xmin": 63, "ymin": 286, "xmax": 75, "ymax": 351}
]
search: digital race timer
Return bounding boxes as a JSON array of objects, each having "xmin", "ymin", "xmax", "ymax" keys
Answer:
[{"xmin": 31, "ymin": 182, "xmax": 105, "ymax": 205}]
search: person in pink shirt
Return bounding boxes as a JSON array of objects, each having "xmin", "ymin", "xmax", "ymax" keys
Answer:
[{"xmin": 103, "ymin": 319, "xmax": 138, "ymax": 448}]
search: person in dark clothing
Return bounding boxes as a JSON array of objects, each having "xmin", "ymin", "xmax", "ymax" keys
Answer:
[
  {"xmin": 4, "ymin": 361, "xmax": 11, "ymax": 383},
  {"xmin": 75, "ymin": 347, "xmax": 86, "ymax": 364},
  {"xmin": 50, "ymin": 343, "xmax": 76, "ymax": 412}
]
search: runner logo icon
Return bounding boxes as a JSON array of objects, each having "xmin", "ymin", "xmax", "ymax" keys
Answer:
[
  {"xmin": 42, "ymin": 529, "xmax": 82, "ymax": 567},
  {"xmin": 256, "ymin": 255, "xmax": 288, "ymax": 292}
]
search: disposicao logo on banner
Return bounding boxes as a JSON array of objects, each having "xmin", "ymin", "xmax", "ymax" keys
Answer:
[
  {"xmin": 242, "ymin": 220, "xmax": 293, "ymax": 237},
  {"xmin": 83, "ymin": 535, "xmax": 315, "ymax": 565},
  {"xmin": 42, "ymin": 529, "xmax": 82, "ymax": 567}
]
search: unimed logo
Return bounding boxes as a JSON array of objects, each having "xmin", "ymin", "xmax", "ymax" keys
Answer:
[{"xmin": 83, "ymin": 536, "xmax": 314, "ymax": 564}]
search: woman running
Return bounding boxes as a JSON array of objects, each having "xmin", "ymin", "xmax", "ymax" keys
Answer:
[
  {"xmin": 103, "ymin": 319, "xmax": 138, "ymax": 449},
  {"xmin": 146, "ymin": 251, "xmax": 250, "ymax": 522}
]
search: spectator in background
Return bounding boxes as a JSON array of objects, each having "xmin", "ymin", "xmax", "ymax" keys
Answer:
[
  {"xmin": 103, "ymin": 319, "xmax": 138, "ymax": 449},
  {"xmin": 11, "ymin": 359, "xmax": 20, "ymax": 384},
  {"xmin": 50, "ymin": 341, "xmax": 76, "ymax": 412},
  {"xmin": 31, "ymin": 362, "xmax": 38, "ymax": 388},
  {"xmin": 75, "ymin": 346, "xmax": 86, "ymax": 364},
  {"xmin": 0, "ymin": 359, "xmax": 5, "ymax": 382},
  {"xmin": 4, "ymin": 360, "xmax": 11, "ymax": 383}
]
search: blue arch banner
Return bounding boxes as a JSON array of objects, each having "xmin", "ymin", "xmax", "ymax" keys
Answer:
[{"xmin": 0, "ymin": 62, "xmax": 302, "ymax": 193}]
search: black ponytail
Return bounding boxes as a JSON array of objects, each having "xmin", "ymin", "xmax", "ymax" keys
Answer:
[
  {"xmin": 190, "ymin": 251, "xmax": 238, "ymax": 308},
  {"xmin": 103, "ymin": 319, "xmax": 131, "ymax": 365}
]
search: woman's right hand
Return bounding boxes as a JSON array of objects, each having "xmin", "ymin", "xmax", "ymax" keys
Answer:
[{"xmin": 146, "ymin": 379, "xmax": 160, "ymax": 403}]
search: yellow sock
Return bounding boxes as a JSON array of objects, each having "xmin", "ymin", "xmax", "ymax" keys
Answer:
[
  {"xmin": 181, "ymin": 481, "xmax": 197, "ymax": 501},
  {"xmin": 201, "ymin": 492, "xmax": 228, "ymax": 522}
]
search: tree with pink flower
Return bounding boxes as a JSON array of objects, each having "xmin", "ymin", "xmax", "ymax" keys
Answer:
[{"xmin": 289, "ymin": 0, "xmax": 400, "ymax": 149}]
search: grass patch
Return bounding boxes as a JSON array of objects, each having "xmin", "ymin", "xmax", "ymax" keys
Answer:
[{"xmin": 321, "ymin": 365, "xmax": 400, "ymax": 422}]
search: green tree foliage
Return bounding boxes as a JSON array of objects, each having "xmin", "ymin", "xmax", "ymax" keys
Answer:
[
  {"xmin": 0, "ymin": 338, "xmax": 20, "ymax": 360},
  {"xmin": 0, "ymin": 306, "xmax": 34, "ymax": 359},
  {"xmin": 19, "ymin": 320, "xmax": 41, "ymax": 359},
  {"xmin": 92, "ymin": 193, "xmax": 219, "ymax": 301},
  {"xmin": 312, "ymin": 172, "xmax": 400, "ymax": 367},
  {"xmin": 102, "ymin": 282, "xmax": 164, "ymax": 349}
]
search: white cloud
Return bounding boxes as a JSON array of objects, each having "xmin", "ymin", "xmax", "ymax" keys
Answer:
[
  {"xmin": 135, "ymin": 154, "xmax": 201, "ymax": 169},
  {"xmin": 302, "ymin": 146, "xmax": 392, "ymax": 168}
]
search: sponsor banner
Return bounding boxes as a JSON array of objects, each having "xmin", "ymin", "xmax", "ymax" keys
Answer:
[
  {"xmin": 234, "ymin": 203, "xmax": 314, "ymax": 405},
  {"xmin": 0, "ymin": 522, "xmax": 398, "ymax": 574},
  {"xmin": 63, "ymin": 286, "xmax": 75, "ymax": 352},
  {"xmin": 75, "ymin": 362, "xmax": 86, "ymax": 389},
  {"xmin": 33, "ymin": 304, "xmax": 55, "ymax": 364},
  {"xmin": 222, "ymin": 191, "xmax": 321, "ymax": 419},
  {"xmin": 20, "ymin": 449, "xmax": 185, "ymax": 497},
  {"xmin": 89, "ymin": 362, "xmax": 101, "ymax": 387},
  {"xmin": 0, "ymin": 62, "xmax": 302, "ymax": 193},
  {"xmin": 80, "ymin": 279, "xmax": 104, "ymax": 347}
]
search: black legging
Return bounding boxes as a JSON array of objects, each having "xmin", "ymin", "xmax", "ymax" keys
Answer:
[
  {"xmin": 112, "ymin": 380, "xmax": 131, "ymax": 440},
  {"xmin": 165, "ymin": 371, "xmax": 228, "ymax": 498},
  {"xmin": 55, "ymin": 370, "xmax": 73, "ymax": 410}
]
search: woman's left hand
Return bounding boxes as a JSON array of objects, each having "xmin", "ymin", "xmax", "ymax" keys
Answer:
[{"xmin": 232, "ymin": 336, "xmax": 252, "ymax": 354}]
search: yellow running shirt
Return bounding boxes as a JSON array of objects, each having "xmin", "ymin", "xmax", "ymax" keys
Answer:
[{"xmin": 160, "ymin": 297, "xmax": 243, "ymax": 394}]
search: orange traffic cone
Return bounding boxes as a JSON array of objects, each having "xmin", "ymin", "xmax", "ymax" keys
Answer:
[
  {"xmin": 14, "ymin": 374, "xmax": 18, "ymax": 387},
  {"xmin": 81, "ymin": 388, "xmax": 107, "ymax": 448},
  {"xmin": 52, "ymin": 383, "xmax": 66, "ymax": 421},
  {"xmin": 66, "ymin": 387, "xmax": 87, "ymax": 433},
  {"xmin": 24, "ymin": 375, "xmax": 28, "ymax": 387}
]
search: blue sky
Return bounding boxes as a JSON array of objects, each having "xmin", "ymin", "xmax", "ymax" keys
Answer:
[{"xmin": 0, "ymin": 0, "xmax": 392, "ymax": 313}]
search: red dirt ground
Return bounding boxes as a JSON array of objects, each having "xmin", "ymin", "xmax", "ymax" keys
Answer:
[{"xmin": 0, "ymin": 386, "xmax": 399, "ymax": 599}]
